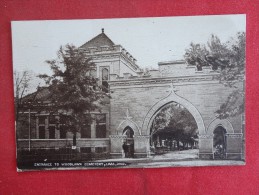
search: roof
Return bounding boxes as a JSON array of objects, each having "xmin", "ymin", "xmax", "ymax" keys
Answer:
[
  {"xmin": 21, "ymin": 87, "xmax": 52, "ymax": 103},
  {"xmin": 80, "ymin": 28, "xmax": 115, "ymax": 49}
]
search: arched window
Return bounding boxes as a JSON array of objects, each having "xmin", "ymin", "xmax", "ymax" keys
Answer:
[
  {"xmin": 101, "ymin": 68, "xmax": 109, "ymax": 93},
  {"xmin": 102, "ymin": 68, "xmax": 109, "ymax": 81}
]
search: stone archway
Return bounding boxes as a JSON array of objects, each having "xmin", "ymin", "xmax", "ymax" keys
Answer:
[
  {"xmin": 138, "ymin": 89, "xmax": 205, "ymax": 158},
  {"xmin": 207, "ymin": 118, "xmax": 239, "ymax": 159},
  {"xmin": 142, "ymin": 90, "xmax": 205, "ymax": 135},
  {"xmin": 207, "ymin": 118, "xmax": 234, "ymax": 134},
  {"xmin": 117, "ymin": 118, "xmax": 141, "ymax": 136}
]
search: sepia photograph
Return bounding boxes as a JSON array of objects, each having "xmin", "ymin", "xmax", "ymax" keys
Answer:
[{"xmin": 12, "ymin": 14, "xmax": 246, "ymax": 171}]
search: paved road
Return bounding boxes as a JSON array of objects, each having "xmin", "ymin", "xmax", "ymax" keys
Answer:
[
  {"xmin": 131, "ymin": 159, "xmax": 245, "ymax": 168},
  {"xmin": 97, "ymin": 149, "xmax": 245, "ymax": 168},
  {"xmin": 152, "ymin": 149, "xmax": 199, "ymax": 160},
  {"xmin": 38, "ymin": 149, "xmax": 244, "ymax": 170},
  {"xmin": 18, "ymin": 149, "xmax": 244, "ymax": 171}
]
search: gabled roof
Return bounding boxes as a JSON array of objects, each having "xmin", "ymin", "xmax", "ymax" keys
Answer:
[{"xmin": 80, "ymin": 29, "xmax": 115, "ymax": 49}]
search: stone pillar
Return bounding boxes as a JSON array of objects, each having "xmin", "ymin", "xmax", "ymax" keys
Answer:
[
  {"xmin": 198, "ymin": 134, "xmax": 213, "ymax": 159},
  {"xmin": 133, "ymin": 135, "xmax": 150, "ymax": 158},
  {"xmin": 91, "ymin": 118, "xmax": 96, "ymax": 153},
  {"xmin": 55, "ymin": 127, "xmax": 60, "ymax": 139},
  {"xmin": 91, "ymin": 119, "xmax": 96, "ymax": 138},
  {"xmin": 109, "ymin": 135, "xmax": 126, "ymax": 158},
  {"xmin": 226, "ymin": 133, "xmax": 243, "ymax": 160},
  {"xmin": 36, "ymin": 117, "xmax": 39, "ymax": 139},
  {"xmin": 55, "ymin": 116, "xmax": 60, "ymax": 139},
  {"xmin": 45, "ymin": 116, "xmax": 49, "ymax": 139},
  {"xmin": 157, "ymin": 135, "xmax": 160, "ymax": 147}
]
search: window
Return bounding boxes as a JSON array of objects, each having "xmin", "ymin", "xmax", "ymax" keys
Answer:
[
  {"xmin": 49, "ymin": 126, "xmax": 55, "ymax": 139},
  {"xmin": 96, "ymin": 124, "xmax": 106, "ymax": 138},
  {"xmin": 39, "ymin": 126, "xmax": 45, "ymax": 139},
  {"xmin": 81, "ymin": 124, "xmax": 91, "ymax": 138},
  {"xmin": 102, "ymin": 68, "xmax": 109, "ymax": 81},
  {"xmin": 101, "ymin": 68, "xmax": 109, "ymax": 93},
  {"xmin": 48, "ymin": 115, "xmax": 57, "ymax": 139},
  {"xmin": 96, "ymin": 114, "xmax": 106, "ymax": 138},
  {"xmin": 60, "ymin": 125, "xmax": 67, "ymax": 139}
]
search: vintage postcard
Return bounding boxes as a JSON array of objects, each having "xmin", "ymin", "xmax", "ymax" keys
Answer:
[{"xmin": 12, "ymin": 15, "xmax": 246, "ymax": 171}]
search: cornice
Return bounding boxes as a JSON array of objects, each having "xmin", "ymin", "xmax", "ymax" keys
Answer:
[{"xmin": 109, "ymin": 73, "xmax": 220, "ymax": 88}]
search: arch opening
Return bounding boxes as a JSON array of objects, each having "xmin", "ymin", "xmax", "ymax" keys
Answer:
[
  {"xmin": 149, "ymin": 102, "xmax": 199, "ymax": 159},
  {"xmin": 142, "ymin": 92, "xmax": 206, "ymax": 136},
  {"xmin": 122, "ymin": 126, "xmax": 134, "ymax": 158},
  {"xmin": 213, "ymin": 125, "xmax": 227, "ymax": 159},
  {"xmin": 123, "ymin": 126, "xmax": 134, "ymax": 138}
]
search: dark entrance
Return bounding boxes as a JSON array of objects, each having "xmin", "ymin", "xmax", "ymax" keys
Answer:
[
  {"xmin": 122, "ymin": 126, "xmax": 134, "ymax": 158},
  {"xmin": 213, "ymin": 126, "xmax": 227, "ymax": 159}
]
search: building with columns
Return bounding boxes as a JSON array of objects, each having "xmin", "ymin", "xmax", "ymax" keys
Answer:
[{"xmin": 17, "ymin": 29, "xmax": 244, "ymax": 161}]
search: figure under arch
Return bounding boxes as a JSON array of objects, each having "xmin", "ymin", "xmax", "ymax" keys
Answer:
[{"xmin": 122, "ymin": 126, "xmax": 134, "ymax": 158}]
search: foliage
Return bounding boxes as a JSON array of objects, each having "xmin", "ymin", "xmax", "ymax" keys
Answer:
[
  {"xmin": 14, "ymin": 70, "xmax": 32, "ymax": 121},
  {"xmin": 184, "ymin": 32, "xmax": 245, "ymax": 118},
  {"xmin": 39, "ymin": 44, "xmax": 107, "ymax": 134},
  {"xmin": 151, "ymin": 102, "xmax": 198, "ymax": 146}
]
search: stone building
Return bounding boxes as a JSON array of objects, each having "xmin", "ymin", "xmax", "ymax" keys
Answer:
[{"xmin": 17, "ymin": 29, "xmax": 244, "ymax": 161}]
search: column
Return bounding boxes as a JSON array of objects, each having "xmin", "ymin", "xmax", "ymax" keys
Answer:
[
  {"xmin": 133, "ymin": 135, "xmax": 150, "ymax": 158},
  {"xmin": 45, "ymin": 116, "xmax": 49, "ymax": 139},
  {"xmin": 198, "ymin": 134, "xmax": 214, "ymax": 159},
  {"xmin": 109, "ymin": 135, "xmax": 127, "ymax": 158},
  {"xmin": 91, "ymin": 119, "xmax": 96, "ymax": 138},
  {"xmin": 225, "ymin": 133, "xmax": 243, "ymax": 160},
  {"xmin": 55, "ymin": 116, "xmax": 60, "ymax": 139},
  {"xmin": 36, "ymin": 117, "xmax": 39, "ymax": 139},
  {"xmin": 91, "ymin": 118, "xmax": 96, "ymax": 153}
]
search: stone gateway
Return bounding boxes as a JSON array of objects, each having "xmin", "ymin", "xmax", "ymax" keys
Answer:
[{"xmin": 17, "ymin": 29, "xmax": 244, "ymax": 163}]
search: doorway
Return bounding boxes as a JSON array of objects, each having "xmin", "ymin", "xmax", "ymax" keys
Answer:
[
  {"xmin": 122, "ymin": 126, "xmax": 134, "ymax": 158},
  {"xmin": 213, "ymin": 126, "xmax": 227, "ymax": 159}
]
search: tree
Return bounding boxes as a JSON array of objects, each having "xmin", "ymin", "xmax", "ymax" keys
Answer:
[
  {"xmin": 151, "ymin": 102, "xmax": 198, "ymax": 149},
  {"xmin": 39, "ymin": 44, "xmax": 107, "ymax": 136},
  {"xmin": 14, "ymin": 70, "xmax": 32, "ymax": 121},
  {"xmin": 184, "ymin": 32, "xmax": 245, "ymax": 118}
]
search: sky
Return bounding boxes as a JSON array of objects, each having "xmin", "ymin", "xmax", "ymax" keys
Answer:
[{"xmin": 12, "ymin": 14, "xmax": 245, "ymax": 91}]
